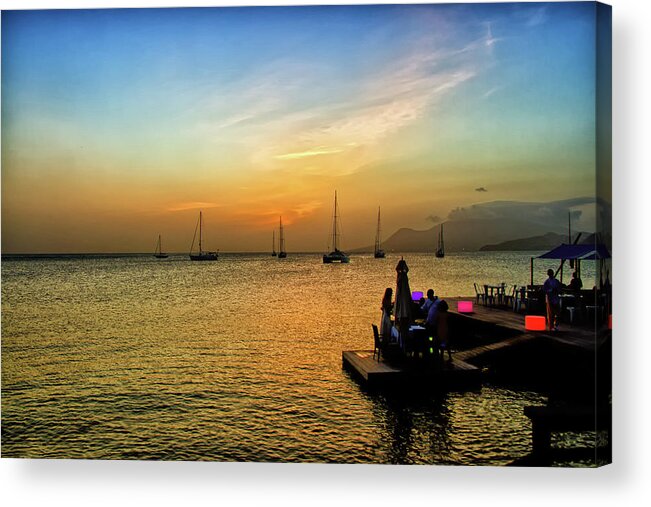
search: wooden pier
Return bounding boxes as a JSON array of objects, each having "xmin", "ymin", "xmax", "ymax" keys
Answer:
[
  {"xmin": 444, "ymin": 297, "xmax": 605, "ymax": 354},
  {"xmin": 343, "ymin": 295, "xmax": 609, "ymax": 391},
  {"xmin": 343, "ymin": 296, "xmax": 611, "ymax": 464},
  {"xmin": 342, "ymin": 350, "xmax": 481, "ymax": 390}
]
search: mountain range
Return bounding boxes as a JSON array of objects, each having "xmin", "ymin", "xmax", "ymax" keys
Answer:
[{"xmin": 351, "ymin": 198, "xmax": 600, "ymax": 252}]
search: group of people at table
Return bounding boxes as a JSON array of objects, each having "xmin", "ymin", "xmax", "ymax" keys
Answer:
[{"xmin": 379, "ymin": 288, "xmax": 451, "ymax": 360}]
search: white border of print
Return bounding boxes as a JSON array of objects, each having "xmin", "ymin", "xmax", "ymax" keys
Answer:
[{"xmin": 1, "ymin": 1, "xmax": 650, "ymax": 506}]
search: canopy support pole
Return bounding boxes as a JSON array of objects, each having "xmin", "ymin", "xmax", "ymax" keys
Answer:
[{"xmin": 530, "ymin": 257, "xmax": 534, "ymax": 287}]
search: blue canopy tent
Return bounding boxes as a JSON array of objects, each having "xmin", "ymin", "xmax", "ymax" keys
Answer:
[
  {"xmin": 537, "ymin": 244, "xmax": 611, "ymax": 261},
  {"xmin": 530, "ymin": 243, "xmax": 611, "ymax": 286}
]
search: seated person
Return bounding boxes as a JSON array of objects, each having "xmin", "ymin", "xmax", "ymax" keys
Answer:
[
  {"xmin": 425, "ymin": 294, "xmax": 440, "ymax": 331},
  {"xmin": 568, "ymin": 271, "xmax": 583, "ymax": 292},
  {"xmin": 421, "ymin": 289, "xmax": 438, "ymax": 316}
]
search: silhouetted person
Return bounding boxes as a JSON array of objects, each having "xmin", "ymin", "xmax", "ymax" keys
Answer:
[
  {"xmin": 568, "ymin": 271, "xmax": 583, "ymax": 292},
  {"xmin": 603, "ymin": 269, "xmax": 611, "ymax": 291},
  {"xmin": 436, "ymin": 300, "xmax": 452, "ymax": 361},
  {"xmin": 544, "ymin": 268, "xmax": 562, "ymax": 331},
  {"xmin": 424, "ymin": 294, "xmax": 442, "ymax": 354},
  {"xmin": 425, "ymin": 295, "xmax": 440, "ymax": 329},
  {"xmin": 380, "ymin": 287, "xmax": 393, "ymax": 342},
  {"xmin": 421, "ymin": 289, "xmax": 438, "ymax": 316}
]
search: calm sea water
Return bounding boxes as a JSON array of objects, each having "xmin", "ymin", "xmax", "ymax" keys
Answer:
[{"xmin": 1, "ymin": 252, "xmax": 596, "ymax": 464}]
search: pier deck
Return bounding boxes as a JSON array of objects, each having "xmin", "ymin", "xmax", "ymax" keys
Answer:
[
  {"xmin": 454, "ymin": 332, "xmax": 538, "ymax": 363},
  {"xmin": 343, "ymin": 296, "xmax": 608, "ymax": 391},
  {"xmin": 342, "ymin": 350, "xmax": 481, "ymax": 390},
  {"xmin": 445, "ymin": 297, "xmax": 604, "ymax": 353}
]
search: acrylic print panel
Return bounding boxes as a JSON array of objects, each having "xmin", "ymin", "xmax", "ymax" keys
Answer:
[{"xmin": 1, "ymin": 2, "xmax": 611, "ymax": 466}]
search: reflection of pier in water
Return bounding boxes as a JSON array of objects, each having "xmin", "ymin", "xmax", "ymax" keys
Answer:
[{"xmin": 371, "ymin": 392, "xmax": 452, "ymax": 464}]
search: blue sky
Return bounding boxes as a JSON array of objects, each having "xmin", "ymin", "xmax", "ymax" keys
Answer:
[{"xmin": 1, "ymin": 3, "xmax": 608, "ymax": 252}]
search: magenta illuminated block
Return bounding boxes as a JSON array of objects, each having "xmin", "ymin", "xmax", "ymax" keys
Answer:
[
  {"xmin": 412, "ymin": 291, "xmax": 424, "ymax": 301},
  {"xmin": 525, "ymin": 315, "xmax": 546, "ymax": 331},
  {"xmin": 457, "ymin": 301, "xmax": 473, "ymax": 313}
]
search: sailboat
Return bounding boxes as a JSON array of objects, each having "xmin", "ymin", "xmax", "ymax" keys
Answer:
[
  {"xmin": 278, "ymin": 216, "xmax": 287, "ymax": 258},
  {"xmin": 153, "ymin": 234, "xmax": 169, "ymax": 259},
  {"xmin": 374, "ymin": 206, "xmax": 386, "ymax": 259},
  {"xmin": 435, "ymin": 223, "xmax": 445, "ymax": 258},
  {"xmin": 323, "ymin": 191, "xmax": 349, "ymax": 264},
  {"xmin": 189, "ymin": 211, "xmax": 219, "ymax": 261},
  {"xmin": 271, "ymin": 230, "xmax": 277, "ymax": 257}
]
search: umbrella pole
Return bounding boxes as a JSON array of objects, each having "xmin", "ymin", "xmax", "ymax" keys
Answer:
[{"xmin": 530, "ymin": 257, "xmax": 534, "ymax": 287}]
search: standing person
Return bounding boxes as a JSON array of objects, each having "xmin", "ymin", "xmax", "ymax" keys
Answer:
[
  {"xmin": 380, "ymin": 287, "xmax": 393, "ymax": 342},
  {"xmin": 436, "ymin": 300, "xmax": 451, "ymax": 361},
  {"xmin": 543, "ymin": 268, "xmax": 562, "ymax": 331}
]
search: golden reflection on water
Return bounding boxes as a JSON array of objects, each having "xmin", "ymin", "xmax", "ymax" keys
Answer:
[{"xmin": 2, "ymin": 252, "xmax": 587, "ymax": 463}]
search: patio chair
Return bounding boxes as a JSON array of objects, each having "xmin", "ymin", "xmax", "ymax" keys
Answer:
[
  {"xmin": 484, "ymin": 285, "xmax": 495, "ymax": 306},
  {"xmin": 503, "ymin": 284, "xmax": 518, "ymax": 308},
  {"xmin": 473, "ymin": 283, "xmax": 486, "ymax": 305},
  {"xmin": 513, "ymin": 286, "xmax": 527, "ymax": 312},
  {"xmin": 372, "ymin": 324, "xmax": 383, "ymax": 361}
]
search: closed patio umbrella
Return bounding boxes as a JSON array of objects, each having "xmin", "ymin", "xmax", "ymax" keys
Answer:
[{"xmin": 393, "ymin": 258, "xmax": 412, "ymax": 351}]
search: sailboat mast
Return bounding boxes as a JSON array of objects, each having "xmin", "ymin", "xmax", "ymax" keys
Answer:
[
  {"xmin": 158, "ymin": 234, "xmax": 162, "ymax": 255},
  {"xmin": 333, "ymin": 191, "xmax": 338, "ymax": 251},
  {"xmin": 439, "ymin": 224, "xmax": 444, "ymax": 251},
  {"xmin": 279, "ymin": 216, "xmax": 284, "ymax": 252},
  {"xmin": 375, "ymin": 207, "xmax": 381, "ymax": 251},
  {"xmin": 199, "ymin": 211, "xmax": 203, "ymax": 255}
]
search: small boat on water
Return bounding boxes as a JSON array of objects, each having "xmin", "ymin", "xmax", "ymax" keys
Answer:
[
  {"xmin": 435, "ymin": 224, "xmax": 445, "ymax": 258},
  {"xmin": 374, "ymin": 206, "xmax": 385, "ymax": 259},
  {"xmin": 278, "ymin": 216, "xmax": 287, "ymax": 258},
  {"xmin": 271, "ymin": 229, "xmax": 277, "ymax": 256},
  {"xmin": 153, "ymin": 234, "xmax": 169, "ymax": 259},
  {"xmin": 189, "ymin": 211, "xmax": 219, "ymax": 261},
  {"xmin": 323, "ymin": 191, "xmax": 349, "ymax": 264}
]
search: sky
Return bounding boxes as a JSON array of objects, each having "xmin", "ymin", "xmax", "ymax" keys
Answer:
[{"xmin": 1, "ymin": 3, "xmax": 608, "ymax": 253}]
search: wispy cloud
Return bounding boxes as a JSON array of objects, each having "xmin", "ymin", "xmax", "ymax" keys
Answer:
[
  {"xmin": 482, "ymin": 86, "xmax": 502, "ymax": 99},
  {"xmin": 190, "ymin": 16, "xmax": 498, "ymax": 179},
  {"xmin": 274, "ymin": 146, "xmax": 348, "ymax": 160},
  {"xmin": 263, "ymin": 55, "xmax": 480, "ymax": 171},
  {"xmin": 525, "ymin": 5, "xmax": 549, "ymax": 27},
  {"xmin": 291, "ymin": 200, "xmax": 322, "ymax": 218}
]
